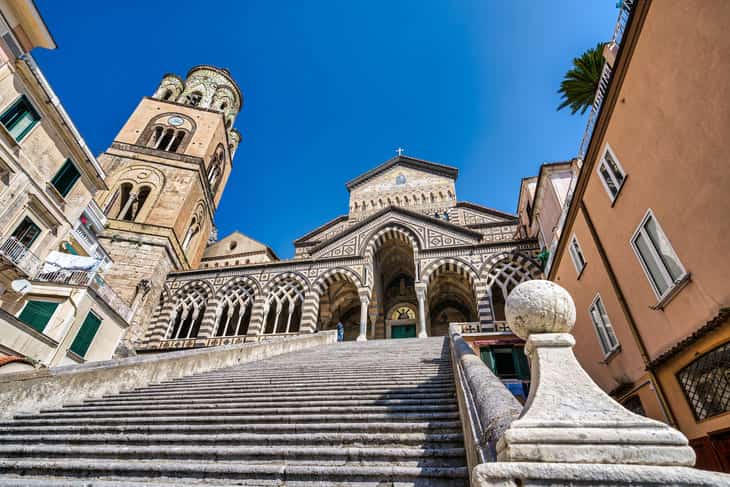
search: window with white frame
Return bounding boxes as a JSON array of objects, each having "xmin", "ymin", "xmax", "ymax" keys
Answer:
[
  {"xmin": 568, "ymin": 235, "xmax": 586, "ymax": 275},
  {"xmin": 589, "ymin": 294, "xmax": 620, "ymax": 356},
  {"xmin": 597, "ymin": 145, "xmax": 626, "ymax": 201},
  {"xmin": 631, "ymin": 210, "xmax": 686, "ymax": 299}
]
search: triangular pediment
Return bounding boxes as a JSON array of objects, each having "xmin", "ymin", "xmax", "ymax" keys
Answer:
[
  {"xmin": 345, "ymin": 155, "xmax": 458, "ymax": 191},
  {"xmin": 312, "ymin": 206, "xmax": 482, "ymax": 259}
]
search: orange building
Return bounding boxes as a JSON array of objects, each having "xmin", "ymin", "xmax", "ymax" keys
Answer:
[{"xmin": 546, "ymin": 0, "xmax": 730, "ymax": 471}]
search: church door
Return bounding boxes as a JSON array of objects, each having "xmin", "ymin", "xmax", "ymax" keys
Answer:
[{"xmin": 391, "ymin": 324, "xmax": 417, "ymax": 338}]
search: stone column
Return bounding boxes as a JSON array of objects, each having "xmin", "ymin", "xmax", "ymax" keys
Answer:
[
  {"xmin": 357, "ymin": 287, "xmax": 370, "ymax": 342},
  {"xmin": 118, "ymin": 192, "xmax": 137, "ymax": 220},
  {"xmin": 299, "ymin": 288, "xmax": 320, "ymax": 334},
  {"xmin": 415, "ymin": 281, "xmax": 428, "ymax": 338}
]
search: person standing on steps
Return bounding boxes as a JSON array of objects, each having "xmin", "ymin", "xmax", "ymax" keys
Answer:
[{"xmin": 336, "ymin": 322, "xmax": 344, "ymax": 342}]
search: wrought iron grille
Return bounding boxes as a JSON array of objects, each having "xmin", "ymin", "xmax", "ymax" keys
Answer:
[{"xmin": 676, "ymin": 341, "xmax": 730, "ymax": 421}]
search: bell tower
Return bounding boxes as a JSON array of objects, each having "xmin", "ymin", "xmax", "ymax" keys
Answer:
[{"xmin": 94, "ymin": 66, "xmax": 243, "ymax": 353}]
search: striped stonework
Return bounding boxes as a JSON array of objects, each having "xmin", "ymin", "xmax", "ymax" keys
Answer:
[
  {"xmin": 362, "ymin": 225, "xmax": 421, "ymax": 286},
  {"xmin": 299, "ymin": 289, "xmax": 320, "ymax": 333},
  {"xmin": 420, "ymin": 257, "xmax": 479, "ymax": 294},
  {"xmin": 474, "ymin": 278, "xmax": 494, "ymax": 328},
  {"xmin": 248, "ymin": 295, "xmax": 268, "ymax": 335}
]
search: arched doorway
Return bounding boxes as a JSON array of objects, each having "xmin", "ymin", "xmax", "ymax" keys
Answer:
[
  {"xmin": 374, "ymin": 236, "xmax": 418, "ymax": 339},
  {"xmin": 317, "ymin": 278, "xmax": 361, "ymax": 341},
  {"xmin": 427, "ymin": 268, "xmax": 477, "ymax": 336}
]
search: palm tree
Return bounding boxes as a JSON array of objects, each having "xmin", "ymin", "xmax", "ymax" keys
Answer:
[{"xmin": 557, "ymin": 42, "xmax": 606, "ymax": 115}]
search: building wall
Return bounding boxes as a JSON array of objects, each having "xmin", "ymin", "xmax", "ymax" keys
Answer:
[{"xmin": 551, "ymin": 0, "xmax": 730, "ymax": 455}]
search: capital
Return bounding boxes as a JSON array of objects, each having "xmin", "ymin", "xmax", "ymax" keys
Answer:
[
  {"xmin": 358, "ymin": 287, "xmax": 371, "ymax": 304},
  {"xmin": 414, "ymin": 281, "xmax": 427, "ymax": 299}
]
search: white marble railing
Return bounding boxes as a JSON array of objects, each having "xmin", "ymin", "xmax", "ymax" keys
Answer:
[{"xmin": 34, "ymin": 269, "xmax": 133, "ymax": 322}]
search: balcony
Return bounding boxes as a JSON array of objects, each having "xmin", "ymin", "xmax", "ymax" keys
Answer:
[
  {"xmin": 0, "ymin": 237, "xmax": 42, "ymax": 277},
  {"xmin": 34, "ymin": 269, "xmax": 133, "ymax": 322}
]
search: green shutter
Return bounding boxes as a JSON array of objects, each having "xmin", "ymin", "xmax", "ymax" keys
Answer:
[
  {"xmin": 17, "ymin": 300, "xmax": 59, "ymax": 333},
  {"xmin": 480, "ymin": 347, "xmax": 496, "ymax": 371},
  {"xmin": 70, "ymin": 311, "xmax": 102, "ymax": 357},
  {"xmin": 51, "ymin": 159, "xmax": 81, "ymax": 197},
  {"xmin": 513, "ymin": 347, "xmax": 531, "ymax": 380},
  {"xmin": 0, "ymin": 95, "xmax": 40, "ymax": 141}
]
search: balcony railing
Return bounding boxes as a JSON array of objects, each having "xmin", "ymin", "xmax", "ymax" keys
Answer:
[
  {"xmin": 35, "ymin": 269, "xmax": 133, "ymax": 322},
  {"xmin": 452, "ymin": 321, "xmax": 512, "ymax": 334},
  {"xmin": 0, "ymin": 237, "xmax": 42, "ymax": 277}
]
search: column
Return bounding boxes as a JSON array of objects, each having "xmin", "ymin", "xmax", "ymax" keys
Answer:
[
  {"xmin": 118, "ymin": 192, "xmax": 137, "ymax": 220},
  {"xmin": 299, "ymin": 289, "xmax": 320, "ymax": 334},
  {"xmin": 248, "ymin": 295, "xmax": 268, "ymax": 335},
  {"xmin": 357, "ymin": 287, "xmax": 370, "ymax": 342},
  {"xmin": 415, "ymin": 281, "xmax": 428, "ymax": 338}
]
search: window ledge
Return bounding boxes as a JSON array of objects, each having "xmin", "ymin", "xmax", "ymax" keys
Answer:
[
  {"xmin": 65, "ymin": 349, "xmax": 85, "ymax": 363},
  {"xmin": 576, "ymin": 263, "xmax": 587, "ymax": 280},
  {"xmin": 651, "ymin": 272, "xmax": 692, "ymax": 311},
  {"xmin": 602, "ymin": 345, "xmax": 622, "ymax": 364},
  {"xmin": 0, "ymin": 122, "xmax": 19, "ymax": 151},
  {"xmin": 44, "ymin": 182, "xmax": 66, "ymax": 209},
  {"xmin": 609, "ymin": 175, "xmax": 628, "ymax": 208}
]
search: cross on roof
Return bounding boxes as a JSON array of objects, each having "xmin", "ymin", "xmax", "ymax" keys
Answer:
[{"xmin": 396, "ymin": 147, "xmax": 404, "ymax": 156}]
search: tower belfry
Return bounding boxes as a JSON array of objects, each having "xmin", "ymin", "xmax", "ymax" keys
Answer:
[{"xmin": 94, "ymin": 66, "xmax": 243, "ymax": 351}]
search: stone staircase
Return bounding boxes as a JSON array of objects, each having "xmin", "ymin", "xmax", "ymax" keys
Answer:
[{"xmin": 0, "ymin": 337, "xmax": 468, "ymax": 486}]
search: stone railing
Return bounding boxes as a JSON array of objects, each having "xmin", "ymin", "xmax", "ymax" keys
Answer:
[
  {"xmin": 0, "ymin": 330, "xmax": 338, "ymax": 419},
  {"xmin": 0, "ymin": 236, "xmax": 42, "ymax": 277},
  {"xmin": 448, "ymin": 323, "xmax": 523, "ymax": 471},
  {"xmin": 153, "ymin": 332, "xmax": 297, "ymax": 351},
  {"xmin": 457, "ymin": 280, "xmax": 729, "ymax": 486}
]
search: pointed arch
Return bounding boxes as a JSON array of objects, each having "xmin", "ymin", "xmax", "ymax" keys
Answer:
[
  {"xmin": 262, "ymin": 273, "xmax": 308, "ymax": 334},
  {"xmin": 214, "ymin": 276, "xmax": 259, "ymax": 337},
  {"xmin": 313, "ymin": 267, "xmax": 364, "ymax": 296},
  {"xmin": 361, "ymin": 223, "xmax": 423, "ymax": 286},
  {"xmin": 165, "ymin": 280, "xmax": 213, "ymax": 340}
]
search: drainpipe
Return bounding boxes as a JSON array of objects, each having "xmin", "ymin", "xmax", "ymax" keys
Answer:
[{"xmin": 579, "ymin": 202, "xmax": 677, "ymax": 426}]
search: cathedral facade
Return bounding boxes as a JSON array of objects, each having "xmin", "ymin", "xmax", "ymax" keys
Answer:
[{"xmin": 136, "ymin": 155, "xmax": 543, "ymax": 351}]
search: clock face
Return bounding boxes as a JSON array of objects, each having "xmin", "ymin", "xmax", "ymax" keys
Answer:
[{"xmin": 168, "ymin": 116, "xmax": 184, "ymax": 127}]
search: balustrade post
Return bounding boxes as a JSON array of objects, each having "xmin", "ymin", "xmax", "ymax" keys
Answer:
[
  {"xmin": 470, "ymin": 280, "xmax": 728, "ymax": 486},
  {"xmin": 357, "ymin": 287, "xmax": 370, "ymax": 342}
]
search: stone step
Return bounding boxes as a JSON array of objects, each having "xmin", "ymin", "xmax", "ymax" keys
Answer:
[
  {"xmin": 162, "ymin": 375, "xmax": 453, "ymax": 386},
  {"xmin": 62, "ymin": 397, "xmax": 455, "ymax": 410},
  {"xmin": 28, "ymin": 404, "xmax": 458, "ymax": 419},
  {"xmin": 137, "ymin": 379, "xmax": 454, "ymax": 392},
  {"xmin": 80, "ymin": 391, "xmax": 455, "ymax": 406},
  {"xmin": 0, "ymin": 421, "xmax": 463, "ymax": 436},
  {"xmin": 3, "ymin": 411, "xmax": 461, "ymax": 427},
  {"xmin": 118, "ymin": 383, "xmax": 454, "ymax": 396},
  {"xmin": 0, "ymin": 459, "xmax": 467, "ymax": 486},
  {"xmin": 0, "ymin": 431, "xmax": 465, "ymax": 448},
  {"xmin": 0, "ymin": 445, "xmax": 466, "ymax": 467}
]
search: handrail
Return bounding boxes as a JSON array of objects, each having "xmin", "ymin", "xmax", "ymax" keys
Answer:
[
  {"xmin": 448, "ymin": 323, "xmax": 523, "ymax": 475},
  {"xmin": 0, "ymin": 236, "xmax": 42, "ymax": 277}
]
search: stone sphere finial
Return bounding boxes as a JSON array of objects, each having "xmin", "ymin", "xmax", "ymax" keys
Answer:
[{"xmin": 505, "ymin": 280, "xmax": 576, "ymax": 339}]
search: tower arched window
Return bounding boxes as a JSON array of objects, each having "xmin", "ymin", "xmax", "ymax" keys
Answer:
[
  {"xmin": 185, "ymin": 91, "xmax": 203, "ymax": 107},
  {"xmin": 162, "ymin": 89, "xmax": 173, "ymax": 101},
  {"xmin": 116, "ymin": 183, "xmax": 133, "ymax": 220},
  {"xmin": 182, "ymin": 216, "xmax": 200, "ymax": 251}
]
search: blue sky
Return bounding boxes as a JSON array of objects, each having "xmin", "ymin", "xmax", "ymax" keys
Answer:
[{"xmin": 34, "ymin": 1, "xmax": 618, "ymax": 258}]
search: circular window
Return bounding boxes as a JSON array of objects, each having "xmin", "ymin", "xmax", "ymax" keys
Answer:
[
  {"xmin": 229, "ymin": 241, "xmax": 238, "ymax": 251},
  {"xmin": 395, "ymin": 174, "xmax": 406, "ymax": 185}
]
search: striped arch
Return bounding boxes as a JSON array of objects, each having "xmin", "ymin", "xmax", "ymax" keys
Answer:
[
  {"xmin": 476, "ymin": 251, "xmax": 543, "ymax": 327},
  {"xmin": 165, "ymin": 280, "xmax": 215, "ymax": 340},
  {"xmin": 213, "ymin": 276, "xmax": 259, "ymax": 337},
  {"xmin": 263, "ymin": 271, "xmax": 310, "ymax": 294},
  {"xmin": 216, "ymin": 275, "xmax": 262, "ymax": 298},
  {"xmin": 420, "ymin": 257, "xmax": 480, "ymax": 294},
  {"xmin": 313, "ymin": 267, "xmax": 364, "ymax": 296},
  {"xmin": 479, "ymin": 251, "xmax": 543, "ymax": 286},
  {"xmin": 361, "ymin": 224, "xmax": 423, "ymax": 286}
]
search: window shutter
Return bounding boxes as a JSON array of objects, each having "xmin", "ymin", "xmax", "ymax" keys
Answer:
[
  {"xmin": 17, "ymin": 301, "xmax": 59, "ymax": 333},
  {"xmin": 69, "ymin": 311, "xmax": 103, "ymax": 357},
  {"xmin": 51, "ymin": 160, "xmax": 81, "ymax": 197}
]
